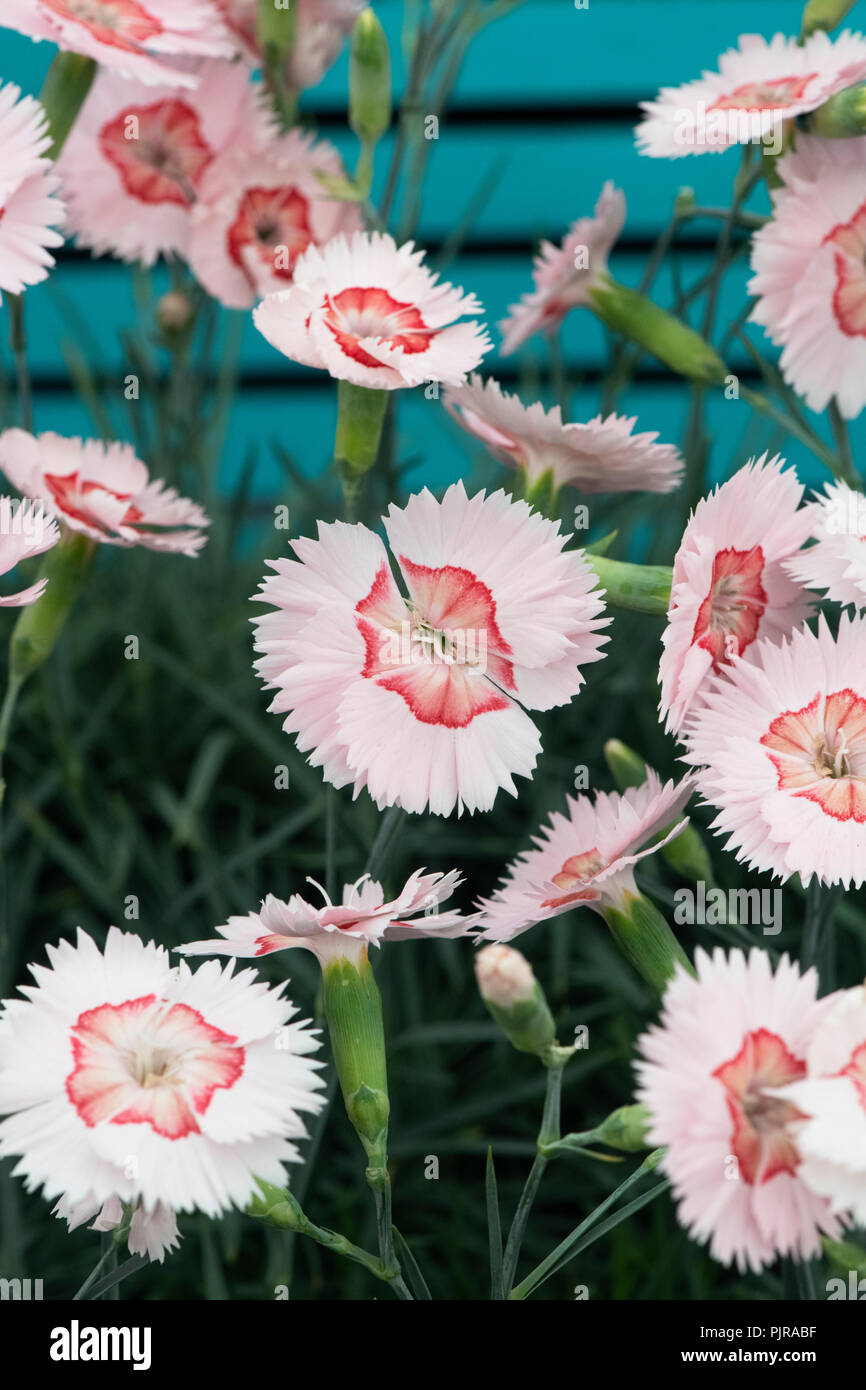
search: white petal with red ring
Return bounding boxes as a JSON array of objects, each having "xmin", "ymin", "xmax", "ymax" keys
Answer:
[
  {"xmin": 337, "ymin": 672, "xmax": 541, "ymax": 816},
  {"xmin": 683, "ymin": 615, "xmax": 866, "ymax": 887},
  {"xmin": 253, "ymin": 283, "xmax": 324, "ymax": 368}
]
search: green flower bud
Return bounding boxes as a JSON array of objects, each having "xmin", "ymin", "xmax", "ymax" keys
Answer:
[
  {"xmin": 475, "ymin": 943, "xmax": 557, "ymax": 1058},
  {"xmin": 801, "ymin": 0, "xmax": 859, "ymax": 39},
  {"xmin": 810, "ymin": 82, "xmax": 866, "ymax": 138},
  {"xmin": 589, "ymin": 275, "xmax": 728, "ymax": 386},
  {"xmin": 597, "ymin": 1103, "xmax": 652, "ymax": 1153},
  {"xmin": 349, "ymin": 8, "xmax": 392, "ymax": 146},
  {"xmin": 247, "ymin": 1180, "xmax": 304, "ymax": 1231},
  {"xmin": 585, "ymin": 554, "xmax": 672, "ymax": 616}
]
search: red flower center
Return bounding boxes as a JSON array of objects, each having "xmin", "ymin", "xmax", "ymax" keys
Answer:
[
  {"xmin": 825, "ymin": 200, "xmax": 866, "ymax": 339},
  {"xmin": 66, "ymin": 994, "xmax": 245, "ymax": 1140},
  {"xmin": 761, "ymin": 688, "xmax": 866, "ymax": 822},
  {"xmin": 44, "ymin": 472, "xmax": 143, "ymax": 532},
  {"xmin": 711, "ymin": 74, "xmax": 817, "ymax": 112},
  {"xmin": 42, "ymin": 0, "xmax": 163, "ymax": 50},
  {"xmin": 354, "ymin": 558, "xmax": 516, "ymax": 728},
  {"xmin": 322, "ymin": 286, "xmax": 434, "ymax": 370},
  {"xmin": 227, "ymin": 186, "xmax": 312, "ymax": 287},
  {"xmin": 542, "ymin": 846, "xmax": 607, "ymax": 908},
  {"xmin": 99, "ymin": 101, "xmax": 212, "ymax": 206},
  {"xmin": 713, "ymin": 1028, "xmax": 806, "ymax": 1185},
  {"xmin": 692, "ymin": 544, "xmax": 767, "ymax": 668}
]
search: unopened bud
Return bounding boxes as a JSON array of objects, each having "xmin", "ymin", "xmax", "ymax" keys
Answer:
[
  {"xmin": 589, "ymin": 276, "xmax": 727, "ymax": 386},
  {"xmin": 598, "ymin": 1103, "xmax": 652, "ymax": 1153},
  {"xmin": 475, "ymin": 944, "xmax": 556, "ymax": 1057},
  {"xmin": 349, "ymin": 8, "xmax": 392, "ymax": 146},
  {"xmin": 156, "ymin": 291, "xmax": 194, "ymax": 336},
  {"xmin": 801, "ymin": 0, "xmax": 858, "ymax": 39}
]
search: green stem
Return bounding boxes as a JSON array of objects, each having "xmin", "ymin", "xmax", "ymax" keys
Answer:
[
  {"xmin": 510, "ymin": 1149, "xmax": 666, "ymax": 1300},
  {"xmin": 249, "ymin": 1182, "xmax": 394, "ymax": 1285},
  {"xmin": 7, "ymin": 298, "xmax": 32, "ymax": 432},
  {"xmin": 500, "ymin": 1046, "xmax": 570, "ymax": 1295}
]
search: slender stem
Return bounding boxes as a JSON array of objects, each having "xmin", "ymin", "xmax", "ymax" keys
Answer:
[
  {"xmin": 7, "ymin": 298, "xmax": 32, "ymax": 432},
  {"xmin": 510, "ymin": 1149, "xmax": 666, "ymax": 1300},
  {"xmin": 500, "ymin": 1049, "xmax": 569, "ymax": 1294},
  {"xmin": 828, "ymin": 399, "xmax": 859, "ymax": 487}
]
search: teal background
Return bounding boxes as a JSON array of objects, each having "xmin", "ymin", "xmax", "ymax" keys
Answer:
[{"xmin": 0, "ymin": 0, "xmax": 858, "ymax": 502}]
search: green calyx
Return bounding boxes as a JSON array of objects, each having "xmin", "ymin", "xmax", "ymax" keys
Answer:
[
  {"xmin": 334, "ymin": 380, "xmax": 389, "ymax": 478},
  {"xmin": 483, "ymin": 981, "xmax": 557, "ymax": 1059},
  {"xmin": 601, "ymin": 891, "xmax": 694, "ymax": 994},
  {"xmin": 321, "ymin": 952, "xmax": 390, "ymax": 1165},
  {"xmin": 38, "ymin": 53, "xmax": 96, "ymax": 155},
  {"xmin": 9, "ymin": 530, "xmax": 96, "ymax": 684},
  {"xmin": 589, "ymin": 276, "xmax": 728, "ymax": 386},
  {"xmin": 586, "ymin": 554, "xmax": 672, "ymax": 616}
]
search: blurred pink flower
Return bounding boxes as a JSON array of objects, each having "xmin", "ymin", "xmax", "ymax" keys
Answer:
[
  {"xmin": 637, "ymin": 31, "xmax": 866, "ymax": 158},
  {"xmin": 0, "ymin": 83, "xmax": 64, "ymax": 301},
  {"xmin": 750, "ymin": 134, "xmax": 866, "ymax": 419},
  {"xmin": 683, "ymin": 614, "xmax": 866, "ymax": 888},
  {"xmin": 255, "ymin": 231, "xmax": 492, "ymax": 388},
  {"xmin": 2, "ymin": 0, "xmax": 234, "ymax": 88},
  {"xmin": 0, "ymin": 498, "xmax": 60, "ymax": 607},
  {"xmin": 785, "ymin": 480, "xmax": 866, "ymax": 611},
  {"xmin": 188, "ymin": 128, "xmax": 361, "ymax": 308},
  {"xmin": 0, "ymin": 430, "xmax": 210, "ymax": 555},
  {"xmin": 443, "ymin": 375, "xmax": 682, "ymax": 496},
  {"xmin": 636, "ymin": 948, "xmax": 844, "ymax": 1272},
  {"xmin": 180, "ymin": 869, "xmax": 470, "ymax": 968},
  {"xmin": 216, "ymin": 0, "xmax": 363, "ymax": 90},
  {"xmin": 659, "ymin": 457, "xmax": 813, "ymax": 736},
  {"xmin": 475, "ymin": 772, "xmax": 694, "ymax": 941},
  {"xmin": 498, "ymin": 182, "xmax": 625, "ymax": 355},
  {"xmin": 252, "ymin": 481, "xmax": 607, "ymax": 815},
  {"xmin": 57, "ymin": 60, "xmax": 274, "ymax": 266}
]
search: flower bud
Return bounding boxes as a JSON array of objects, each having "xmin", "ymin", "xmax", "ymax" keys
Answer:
[
  {"xmin": 349, "ymin": 8, "xmax": 392, "ymax": 146},
  {"xmin": 475, "ymin": 944, "xmax": 556, "ymax": 1057},
  {"xmin": 810, "ymin": 83, "xmax": 866, "ymax": 138},
  {"xmin": 801, "ymin": 0, "xmax": 858, "ymax": 39},
  {"xmin": 156, "ymin": 291, "xmax": 194, "ymax": 335},
  {"xmin": 247, "ymin": 1180, "xmax": 304, "ymax": 1231},
  {"xmin": 585, "ymin": 555, "xmax": 672, "ymax": 616},
  {"xmin": 597, "ymin": 1103, "xmax": 652, "ymax": 1153},
  {"xmin": 589, "ymin": 276, "xmax": 728, "ymax": 386}
]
